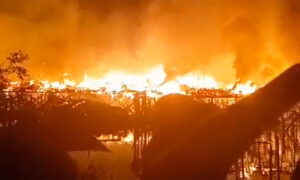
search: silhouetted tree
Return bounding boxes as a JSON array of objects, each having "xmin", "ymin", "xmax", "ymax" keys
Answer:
[
  {"xmin": 0, "ymin": 50, "xmax": 28, "ymax": 89},
  {"xmin": 6, "ymin": 50, "xmax": 28, "ymax": 80}
]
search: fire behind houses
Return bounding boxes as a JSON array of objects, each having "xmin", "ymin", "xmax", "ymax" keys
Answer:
[
  {"xmin": 0, "ymin": 0, "xmax": 300, "ymax": 179},
  {"xmin": 0, "ymin": 50, "xmax": 299, "ymax": 179}
]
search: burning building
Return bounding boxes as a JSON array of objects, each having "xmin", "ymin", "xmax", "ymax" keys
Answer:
[{"xmin": 0, "ymin": 0, "xmax": 300, "ymax": 179}]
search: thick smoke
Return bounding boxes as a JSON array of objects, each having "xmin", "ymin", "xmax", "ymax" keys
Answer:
[
  {"xmin": 0, "ymin": 0, "xmax": 298, "ymax": 83},
  {"xmin": 277, "ymin": 1, "xmax": 300, "ymax": 65},
  {"xmin": 0, "ymin": 0, "xmax": 152, "ymax": 80},
  {"xmin": 223, "ymin": 16, "xmax": 265, "ymax": 81}
]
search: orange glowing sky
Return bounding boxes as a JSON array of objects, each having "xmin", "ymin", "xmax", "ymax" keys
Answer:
[{"xmin": 0, "ymin": 0, "xmax": 299, "ymax": 85}]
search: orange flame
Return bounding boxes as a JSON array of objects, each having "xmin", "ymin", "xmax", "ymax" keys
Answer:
[
  {"xmin": 122, "ymin": 132, "xmax": 134, "ymax": 144},
  {"xmin": 7, "ymin": 64, "xmax": 259, "ymax": 97}
]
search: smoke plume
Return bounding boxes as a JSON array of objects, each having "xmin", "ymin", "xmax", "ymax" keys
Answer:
[{"xmin": 0, "ymin": 0, "xmax": 298, "ymax": 84}]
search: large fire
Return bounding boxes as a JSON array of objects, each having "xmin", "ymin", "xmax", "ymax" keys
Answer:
[{"xmin": 7, "ymin": 64, "xmax": 258, "ymax": 97}]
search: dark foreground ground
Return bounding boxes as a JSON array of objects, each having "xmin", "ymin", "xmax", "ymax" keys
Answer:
[{"xmin": 70, "ymin": 142, "xmax": 291, "ymax": 180}]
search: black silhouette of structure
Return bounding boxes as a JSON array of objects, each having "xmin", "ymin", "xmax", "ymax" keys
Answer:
[
  {"xmin": 0, "ymin": 92, "xmax": 130, "ymax": 178},
  {"xmin": 141, "ymin": 64, "xmax": 300, "ymax": 179}
]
